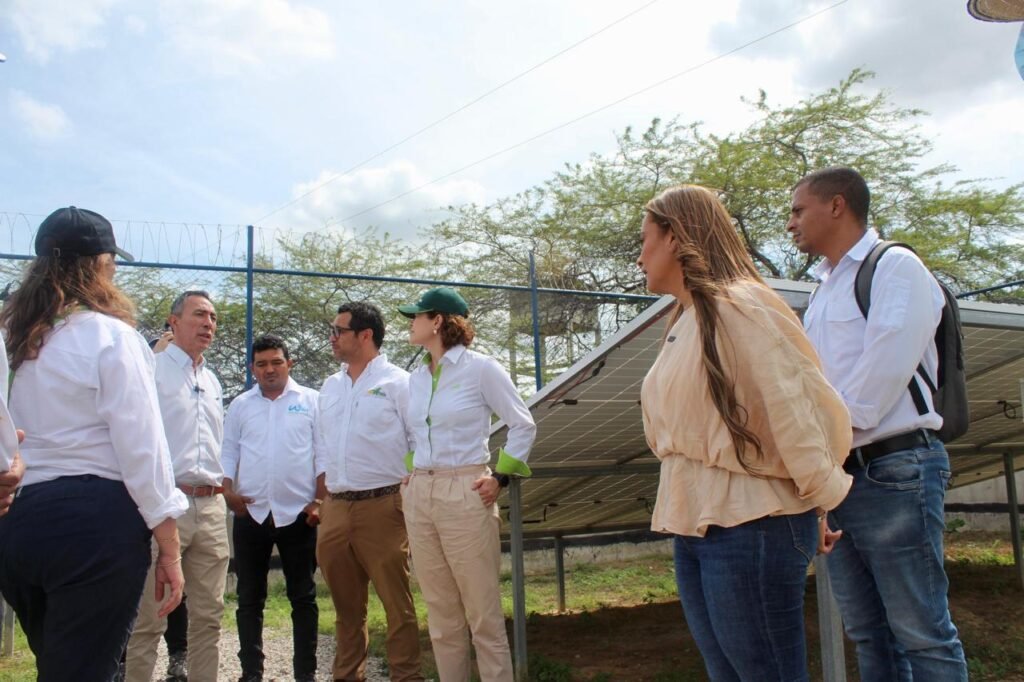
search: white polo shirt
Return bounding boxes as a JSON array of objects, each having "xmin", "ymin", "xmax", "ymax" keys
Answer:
[
  {"xmin": 316, "ymin": 354, "xmax": 413, "ymax": 493},
  {"xmin": 221, "ymin": 378, "xmax": 319, "ymax": 525},
  {"xmin": 9, "ymin": 311, "xmax": 186, "ymax": 528},
  {"xmin": 407, "ymin": 345, "xmax": 535, "ymax": 469},
  {"xmin": 155, "ymin": 342, "xmax": 225, "ymax": 486}
]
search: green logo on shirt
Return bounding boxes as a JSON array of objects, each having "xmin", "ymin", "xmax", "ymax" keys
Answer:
[{"xmin": 368, "ymin": 387, "xmax": 386, "ymax": 398}]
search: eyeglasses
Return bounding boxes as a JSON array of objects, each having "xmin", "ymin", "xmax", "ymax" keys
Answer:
[{"xmin": 329, "ymin": 325, "xmax": 357, "ymax": 338}]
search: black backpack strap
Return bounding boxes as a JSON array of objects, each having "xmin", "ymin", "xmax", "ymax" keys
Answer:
[{"xmin": 854, "ymin": 240, "xmax": 932, "ymax": 416}]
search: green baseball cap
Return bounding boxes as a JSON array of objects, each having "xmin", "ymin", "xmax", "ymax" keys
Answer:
[{"xmin": 398, "ymin": 286, "xmax": 469, "ymax": 318}]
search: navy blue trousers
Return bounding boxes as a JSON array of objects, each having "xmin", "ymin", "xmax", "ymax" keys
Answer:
[{"xmin": 0, "ymin": 475, "xmax": 152, "ymax": 682}]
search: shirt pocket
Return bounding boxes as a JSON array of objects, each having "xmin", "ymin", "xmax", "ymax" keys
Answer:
[{"xmin": 823, "ymin": 297, "xmax": 865, "ymax": 368}]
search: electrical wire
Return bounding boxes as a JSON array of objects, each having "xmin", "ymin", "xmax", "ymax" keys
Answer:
[
  {"xmin": 330, "ymin": 0, "xmax": 850, "ymax": 225},
  {"xmin": 254, "ymin": 0, "xmax": 663, "ymax": 223}
]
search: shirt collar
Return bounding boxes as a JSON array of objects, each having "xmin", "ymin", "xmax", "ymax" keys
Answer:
[
  {"xmin": 165, "ymin": 342, "xmax": 204, "ymax": 370},
  {"xmin": 421, "ymin": 344, "xmax": 466, "ymax": 368},
  {"xmin": 257, "ymin": 376, "xmax": 300, "ymax": 400},
  {"xmin": 341, "ymin": 353, "xmax": 389, "ymax": 382},
  {"xmin": 812, "ymin": 228, "xmax": 879, "ymax": 281}
]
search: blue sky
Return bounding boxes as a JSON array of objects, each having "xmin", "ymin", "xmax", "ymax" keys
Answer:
[{"xmin": 2, "ymin": 0, "xmax": 1022, "ymax": 255}]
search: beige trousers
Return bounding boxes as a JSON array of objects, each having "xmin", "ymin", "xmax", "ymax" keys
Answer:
[
  {"xmin": 403, "ymin": 466, "xmax": 513, "ymax": 682},
  {"xmin": 317, "ymin": 492, "xmax": 423, "ymax": 681},
  {"xmin": 125, "ymin": 495, "xmax": 230, "ymax": 682}
]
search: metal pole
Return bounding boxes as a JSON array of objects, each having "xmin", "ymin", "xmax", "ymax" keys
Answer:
[
  {"xmin": 1, "ymin": 598, "xmax": 13, "ymax": 656},
  {"xmin": 245, "ymin": 224, "xmax": 254, "ymax": 389},
  {"xmin": 814, "ymin": 555, "xmax": 846, "ymax": 681},
  {"xmin": 508, "ymin": 478, "xmax": 529, "ymax": 681},
  {"xmin": 529, "ymin": 251, "xmax": 542, "ymax": 391},
  {"xmin": 1003, "ymin": 452, "xmax": 1024, "ymax": 590},
  {"xmin": 554, "ymin": 534, "xmax": 566, "ymax": 613}
]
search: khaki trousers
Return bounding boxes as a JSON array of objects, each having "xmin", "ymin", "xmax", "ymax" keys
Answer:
[
  {"xmin": 403, "ymin": 466, "xmax": 512, "ymax": 682},
  {"xmin": 125, "ymin": 495, "xmax": 230, "ymax": 682},
  {"xmin": 317, "ymin": 492, "xmax": 423, "ymax": 681}
]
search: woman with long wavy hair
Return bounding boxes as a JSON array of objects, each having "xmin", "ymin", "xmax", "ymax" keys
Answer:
[
  {"xmin": 0, "ymin": 207, "xmax": 187, "ymax": 682},
  {"xmin": 637, "ymin": 186, "xmax": 853, "ymax": 682}
]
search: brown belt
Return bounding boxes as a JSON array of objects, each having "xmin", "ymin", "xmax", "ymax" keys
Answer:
[
  {"xmin": 178, "ymin": 484, "xmax": 224, "ymax": 497},
  {"xmin": 330, "ymin": 484, "xmax": 400, "ymax": 502}
]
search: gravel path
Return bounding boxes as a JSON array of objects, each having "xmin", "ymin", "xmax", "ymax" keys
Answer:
[{"xmin": 150, "ymin": 631, "xmax": 391, "ymax": 681}]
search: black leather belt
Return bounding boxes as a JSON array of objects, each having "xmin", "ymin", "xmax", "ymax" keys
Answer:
[
  {"xmin": 330, "ymin": 484, "xmax": 400, "ymax": 501},
  {"xmin": 844, "ymin": 429, "xmax": 936, "ymax": 473}
]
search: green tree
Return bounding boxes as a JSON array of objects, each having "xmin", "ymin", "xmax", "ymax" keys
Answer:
[{"xmin": 428, "ymin": 68, "xmax": 1024, "ymax": 304}]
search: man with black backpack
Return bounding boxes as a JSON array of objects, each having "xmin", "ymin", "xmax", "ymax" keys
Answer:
[{"xmin": 788, "ymin": 167, "xmax": 968, "ymax": 681}]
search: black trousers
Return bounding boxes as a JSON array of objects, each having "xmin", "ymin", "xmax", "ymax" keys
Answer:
[
  {"xmin": 164, "ymin": 594, "xmax": 188, "ymax": 656},
  {"xmin": 233, "ymin": 511, "xmax": 318, "ymax": 678},
  {"xmin": 0, "ymin": 476, "xmax": 152, "ymax": 682}
]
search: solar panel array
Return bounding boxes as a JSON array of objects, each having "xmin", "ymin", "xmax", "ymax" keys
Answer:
[{"xmin": 490, "ymin": 280, "xmax": 1024, "ymax": 538}]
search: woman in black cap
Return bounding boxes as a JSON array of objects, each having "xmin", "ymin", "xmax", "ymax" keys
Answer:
[
  {"xmin": 0, "ymin": 207, "xmax": 187, "ymax": 682},
  {"xmin": 399, "ymin": 286, "xmax": 536, "ymax": 682}
]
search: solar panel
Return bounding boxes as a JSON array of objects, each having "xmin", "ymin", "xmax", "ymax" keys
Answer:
[{"xmin": 490, "ymin": 282, "xmax": 1024, "ymax": 537}]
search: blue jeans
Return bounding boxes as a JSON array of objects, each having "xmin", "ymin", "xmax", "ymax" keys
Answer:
[
  {"xmin": 827, "ymin": 435, "xmax": 967, "ymax": 681},
  {"xmin": 0, "ymin": 476, "xmax": 152, "ymax": 682},
  {"xmin": 674, "ymin": 510, "xmax": 817, "ymax": 682}
]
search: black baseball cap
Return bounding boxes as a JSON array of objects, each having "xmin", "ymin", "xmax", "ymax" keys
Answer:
[{"xmin": 34, "ymin": 206, "xmax": 135, "ymax": 262}]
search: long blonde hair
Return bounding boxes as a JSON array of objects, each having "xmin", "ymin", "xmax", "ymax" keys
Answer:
[
  {"xmin": 645, "ymin": 185, "xmax": 766, "ymax": 473},
  {"xmin": 0, "ymin": 255, "xmax": 135, "ymax": 371}
]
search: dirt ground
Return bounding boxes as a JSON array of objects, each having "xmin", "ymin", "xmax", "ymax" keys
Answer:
[{"xmin": 523, "ymin": 557, "xmax": 1024, "ymax": 681}]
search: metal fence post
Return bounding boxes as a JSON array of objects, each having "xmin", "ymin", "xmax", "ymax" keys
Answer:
[
  {"xmin": 1003, "ymin": 452, "xmax": 1024, "ymax": 590},
  {"xmin": 814, "ymin": 555, "xmax": 846, "ymax": 681},
  {"xmin": 509, "ymin": 478, "xmax": 529, "ymax": 681},
  {"xmin": 528, "ymin": 251, "xmax": 543, "ymax": 391},
  {"xmin": 245, "ymin": 224, "xmax": 254, "ymax": 389}
]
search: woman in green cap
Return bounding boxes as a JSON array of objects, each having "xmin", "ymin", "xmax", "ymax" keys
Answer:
[{"xmin": 399, "ymin": 286, "xmax": 536, "ymax": 682}]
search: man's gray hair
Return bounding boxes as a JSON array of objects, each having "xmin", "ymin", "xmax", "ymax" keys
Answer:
[{"xmin": 170, "ymin": 289, "xmax": 213, "ymax": 317}]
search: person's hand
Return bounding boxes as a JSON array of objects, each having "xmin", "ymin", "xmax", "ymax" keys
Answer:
[
  {"xmin": 155, "ymin": 553, "xmax": 185, "ymax": 617},
  {"xmin": 471, "ymin": 475, "xmax": 501, "ymax": 507},
  {"xmin": 817, "ymin": 515, "xmax": 843, "ymax": 554},
  {"xmin": 303, "ymin": 500, "xmax": 321, "ymax": 526},
  {"xmin": 224, "ymin": 489, "xmax": 253, "ymax": 516},
  {"xmin": 152, "ymin": 330, "xmax": 174, "ymax": 353},
  {"xmin": 0, "ymin": 432, "xmax": 26, "ymax": 517},
  {"xmin": 401, "ymin": 474, "xmax": 411, "ymax": 487}
]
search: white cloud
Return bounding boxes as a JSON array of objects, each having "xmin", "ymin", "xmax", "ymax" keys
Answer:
[
  {"xmin": 10, "ymin": 90, "xmax": 72, "ymax": 140},
  {"xmin": 279, "ymin": 160, "xmax": 487, "ymax": 239},
  {"xmin": 6, "ymin": 0, "xmax": 123, "ymax": 63},
  {"xmin": 158, "ymin": 0, "xmax": 334, "ymax": 75}
]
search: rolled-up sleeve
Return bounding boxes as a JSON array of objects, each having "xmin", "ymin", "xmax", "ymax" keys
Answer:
[{"xmin": 96, "ymin": 331, "xmax": 187, "ymax": 528}]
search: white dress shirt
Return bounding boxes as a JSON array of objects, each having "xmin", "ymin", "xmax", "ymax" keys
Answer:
[
  {"xmin": 155, "ymin": 342, "xmax": 225, "ymax": 486},
  {"xmin": 804, "ymin": 228, "xmax": 944, "ymax": 448},
  {"xmin": 316, "ymin": 354, "xmax": 413, "ymax": 492},
  {"xmin": 408, "ymin": 345, "xmax": 536, "ymax": 469},
  {"xmin": 221, "ymin": 378, "xmax": 319, "ymax": 525},
  {"xmin": 8, "ymin": 311, "xmax": 187, "ymax": 528}
]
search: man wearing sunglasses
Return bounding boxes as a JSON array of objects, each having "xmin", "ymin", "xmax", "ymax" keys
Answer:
[{"xmin": 314, "ymin": 302, "xmax": 423, "ymax": 682}]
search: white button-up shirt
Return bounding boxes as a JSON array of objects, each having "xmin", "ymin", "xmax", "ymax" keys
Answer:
[
  {"xmin": 804, "ymin": 228, "xmax": 944, "ymax": 448},
  {"xmin": 9, "ymin": 311, "xmax": 187, "ymax": 528},
  {"xmin": 221, "ymin": 378, "xmax": 319, "ymax": 525},
  {"xmin": 408, "ymin": 345, "xmax": 536, "ymax": 469},
  {"xmin": 315, "ymin": 354, "xmax": 413, "ymax": 492},
  {"xmin": 155, "ymin": 342, "xmax": 225, "ymax": 486}
]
